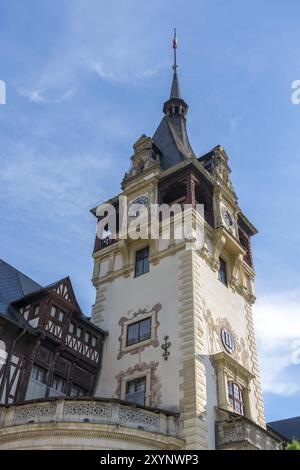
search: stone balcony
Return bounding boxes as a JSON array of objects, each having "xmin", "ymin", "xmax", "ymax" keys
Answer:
[
  {"xmin": 0, "ymin": 397, "xmax": 183, "ymax": 450},
  {"xmin": 216, "ymin": 417, "xmax": 283, "ymax": 450}
]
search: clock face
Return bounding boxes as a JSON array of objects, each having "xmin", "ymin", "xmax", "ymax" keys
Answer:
[
  {"xmin": 222, "ymin": 207, "xmax": 234, "ymax": 228},
  {"xmin": 128, "ymin": 195, "xmax": 149, "ymax": 218}
]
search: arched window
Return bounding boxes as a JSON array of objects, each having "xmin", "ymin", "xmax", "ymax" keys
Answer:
[{"xmin": 227, "ymin": 381, "xmax": 244, "ymax": 415}]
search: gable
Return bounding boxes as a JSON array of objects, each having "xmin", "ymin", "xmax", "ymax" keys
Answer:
[
  {"xmin": 52, "ymin": 282, "xmax": 72, "ymax": 303},
  {"xmin": 48, "ymin": 278, "xmax": 82, "ymax": 313}
]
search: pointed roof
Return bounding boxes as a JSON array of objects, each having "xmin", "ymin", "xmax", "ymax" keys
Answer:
[
  {"xmin": 0, "ymin": 259, "xmax": 41, "ymax": 329},
  {"xmin": 153, "ymin": 115, "xmax": 194, "ymax": 169},
  {"xmin": 152, "ymin": 31, "xmax": 195, "ymax": 170},
  {"xmin": 0, "ymin": 259, "xmax": 104, "ymax": 333},
  {"xmin": 170, "ymin": 70, "xmax": 181, "ymax": 99}
]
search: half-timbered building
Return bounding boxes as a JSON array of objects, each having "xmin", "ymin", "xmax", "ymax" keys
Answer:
[{"xmin": 0, "ymin": 259, "xmax": 106, "ymax": 404}]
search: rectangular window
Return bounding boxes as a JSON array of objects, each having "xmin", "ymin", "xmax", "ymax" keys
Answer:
[
  {"xmin": 135, "ymin": 247, "xmax": 149, "ymax": 277},
  {"xmin": 50, "ymin": 306, "xmax": 56, "ymax": 317},
  {"xmin": 91, "ymin": 335, "xmax": 97, "ymax": 347},
  {"xmin": 51, "ymin": 375, "xmax": 66, "ymax": 393},
  {"xmin": 125, "ymin": 377, "xmax": 146, "ymax": 405},
  {"xmin": 126, "ymin": 318, "xmax": 151, "ymax": 346},
  {"xmin": 69, "ymin": 322, "xmax": 75, "ymax": 334},
  {"xmin": 76, "ymin": 327, "xmax": 82, "ymax": 338},
  {"xmin": 218, "ymin": 258, "xmax": 228, "ymax": 286},
  {"xmin": 85, "ymin": 332, "xmax": 90, "ymax": 343},
  {"xmin": 31, "ymin": 364, "xmax": 46, "ymax": 384},
  {"xmin": 58, "ymin": 311, "xmax": 64, "ymax": 322}
]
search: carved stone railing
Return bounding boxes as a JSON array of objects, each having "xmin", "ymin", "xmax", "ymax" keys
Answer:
[
  {"xmin": 0, "ymin": 398, "xmax": 179, "ymax": 437},
  {"xmin": 216, "ymin": 417, "xmax": 283, "ymax": 450}
]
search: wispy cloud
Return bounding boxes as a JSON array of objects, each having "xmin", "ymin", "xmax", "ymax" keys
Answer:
[
  {"xmin": 254, "ymin": 291, "xmax": 300, "ymax": 396},
  {"xmin": 14, "ymin": 1, "xmax": 166, "ymax": 103},
  {"xmin": 19, "ymin": 86, "xmax": 76, "ymax": 104}
]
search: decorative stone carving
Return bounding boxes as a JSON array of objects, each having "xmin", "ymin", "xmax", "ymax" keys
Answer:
[
  {"xmin": 119, "ymin": 406, "xmax": 160, "ymax": 430},
  {"xmin": 123, "ymin": 135, "xmax": 159, "ymax": 185},
  {"xmin": 210, "ymin": 146, "xmax": 235, "ymax": 195},
  {"xmin": 216, "ymin": 417, "xmax": 282, "ymax": 450},
  {"xmin": 64, "ymin": 402, "xmax": 111, "ymax": 420},
  {"xmin": 14, "ymin": 403, "xmax": 56, "ymax": 424}
]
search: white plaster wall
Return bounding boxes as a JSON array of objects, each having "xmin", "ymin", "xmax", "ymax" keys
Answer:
[
  {"xmin": 92, "ymin": 240, "xmax": 262, "ymax": 448},
  {"xmin": 199, "ymin": 257, "xmax": 259, "ymax": 425},
  {"xmin": 94, "ymin": 251, "xmax": 182, "ymax": 413}
]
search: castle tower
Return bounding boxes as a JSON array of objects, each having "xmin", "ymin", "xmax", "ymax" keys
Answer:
[{"xmin": 90, "ymin": 34, "xmax": 279, "ymax": 450}]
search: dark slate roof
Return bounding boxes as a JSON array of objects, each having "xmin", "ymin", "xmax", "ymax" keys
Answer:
[
  {"xmin": 153, "ymin": 116, "xmax": 188, "ymax": 170},
  {"xmin": 152, "ymin": 68, "xmax": 195, "ymax": 171},
  {"xmin": 0, "ymin": 259, "xmax": 41, "ymax": 329},
  {"xmin": 170, "ymin": 70, "xmax": 181, "ymax": 99},
  {"xmin": 268, "ymin": 417, "xmax": 300, "ymax": 441}
]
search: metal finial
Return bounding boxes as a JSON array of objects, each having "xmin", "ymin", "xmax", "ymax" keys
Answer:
[{"xmin": 173, "ymin": 28, "xmax": 178, "ymax": 71}]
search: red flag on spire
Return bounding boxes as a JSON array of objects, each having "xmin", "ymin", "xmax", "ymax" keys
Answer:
[{"xmin": 173, "ymin": 29, "xmax": 178, "ymax": 49}]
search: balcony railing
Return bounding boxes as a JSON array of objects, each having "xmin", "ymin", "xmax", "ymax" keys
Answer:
[
  {"xmin": 216, "ymin": 417, "xmax": 283, "ymax": 450},
  {"xmin": 0, "ymin": 397, "xmax": 179, "ymax": 437}
]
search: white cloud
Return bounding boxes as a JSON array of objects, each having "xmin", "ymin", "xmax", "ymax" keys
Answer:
[
  {"xmin": 16, "ymin": 1, "xmax": 166, "ymax": 102},
  {"xmin": 22, "ymin": 88, "xmax": 45, "ymax": 103},
  {"xmin": 0, "ymin": 138, "xmax": 116, "ymax": 242},
  {"xmin": 19, "ymin": 86, "xmax": 77, "ymax": 104},
  {"xmin": 254, "ymin": 291, "xmax": 300, "ymax": 396}
]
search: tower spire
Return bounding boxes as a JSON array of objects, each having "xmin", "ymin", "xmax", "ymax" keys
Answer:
[{"xmin": 170, "ymin": 28, "xmax": 181, "ymax": 99}]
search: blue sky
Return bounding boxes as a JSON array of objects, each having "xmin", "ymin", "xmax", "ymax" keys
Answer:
[{"xmin": 0, "ymin": 0, "xmax": 299, "ymax": 422}]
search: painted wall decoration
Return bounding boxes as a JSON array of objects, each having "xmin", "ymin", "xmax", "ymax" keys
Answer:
[{"xmin": 205, "ymin": 308, "xmax": 250, "ymax": 370}]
